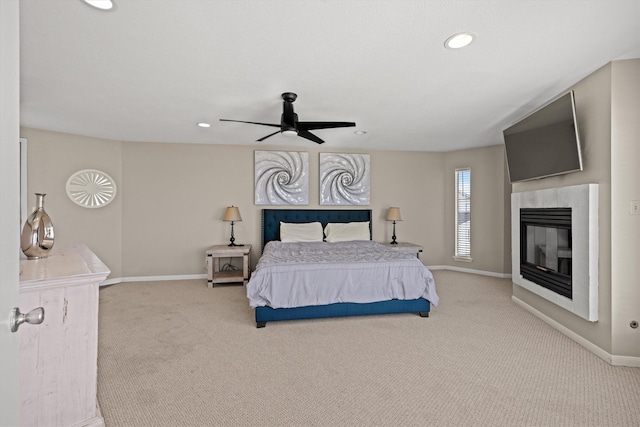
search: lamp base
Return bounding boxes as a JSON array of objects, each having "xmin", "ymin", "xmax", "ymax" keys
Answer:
[
  {"xmin": 227, "ymin": 221, "xmax": 244, "ymax": 246},
  {"xmin": 390, "ymin": 221, "xmax": 398, "ymax": 244}
]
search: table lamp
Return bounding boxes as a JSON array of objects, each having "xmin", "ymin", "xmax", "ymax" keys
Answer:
[
  {"xmin": 223, "ymin": 206, "xmax": 242, "ymax": 246},
  {"xmin": 386, "ymin": 207, "xmax": 403, "ymax": 244}
]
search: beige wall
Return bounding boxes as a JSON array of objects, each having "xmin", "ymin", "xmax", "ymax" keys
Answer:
[
  {"xmin": 22, "ymin": 128, "xmax": 509, "ymax": 279},
  {"xmin": 444, "ymin": 145, "xmax": 511, "ymax": 274},
  {"xmin": 610, "ymin": 59, "xmax": 640, "ymax": 358},
  {"xmin": 511, "ymin": 59, "xmax": 640, "ymax": 360},
  {"xmin": 120, "ymin": 143, "xmax": 450, "ymax": 276},
  {"xmin": 21, "ymin": 128, "xmax": 123, "ymax": 277},
  {"xmin": 26, "ymin": 132, "xmax": 515, "ymax": 279}
]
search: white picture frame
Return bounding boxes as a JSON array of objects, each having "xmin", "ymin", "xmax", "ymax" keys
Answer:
[
  {"xmin": 319, "ymin": 153, "xmax": 370, "ymax": 205},
  {"xmin": 255, "ymin": 151, "xmax": 309, "ymax": 205}
]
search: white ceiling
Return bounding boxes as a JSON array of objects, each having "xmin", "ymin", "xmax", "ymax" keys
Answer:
[{"xmin": 19, "ymin": 0, "xmax": 640, "ymax": 152}]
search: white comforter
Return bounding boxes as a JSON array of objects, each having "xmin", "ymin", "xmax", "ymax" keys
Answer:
[{"xmin": 246, "ymin": 240, "xmax": 439, "ymax": 309}]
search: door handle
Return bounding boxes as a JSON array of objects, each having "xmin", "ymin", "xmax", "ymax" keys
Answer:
[{"xmin": 9, "ymin": 306, "xmax": 45, "ymax": 333}]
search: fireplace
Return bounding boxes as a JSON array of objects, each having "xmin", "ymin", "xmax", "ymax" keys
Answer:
[
  {"xmin": 520, "ymin": 208, "xmax": 572, "ymax": 299},
  {"xmin": 511, "ymin": 184, "xmax": 599, "ymax": 321}
]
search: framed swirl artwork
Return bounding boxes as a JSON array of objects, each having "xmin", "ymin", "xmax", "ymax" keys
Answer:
[
  {"xmin": 255, "ymin": 151, "xmax": 309, "ymax": 205},
  {"xmin": 319, "ymin": 153, "xmax": 370, "ymax": 205}
]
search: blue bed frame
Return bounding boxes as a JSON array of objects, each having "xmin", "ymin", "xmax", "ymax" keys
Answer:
[{"xmin": 254, "ymin": 209, "xmax": 431, "ymax": 328}]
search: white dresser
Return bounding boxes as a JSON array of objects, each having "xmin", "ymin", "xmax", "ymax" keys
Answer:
[{"xmin": 19, "ymin": 244, "xmax": 110, "ymax": 427}]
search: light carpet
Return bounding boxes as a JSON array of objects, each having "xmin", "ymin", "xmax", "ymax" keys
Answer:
[{"xmin": 97, "ymin": 271, "xmax": 640, "ymax": 426}]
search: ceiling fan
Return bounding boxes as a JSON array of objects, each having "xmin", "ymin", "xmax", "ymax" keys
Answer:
[{"xmin": 220, "ymin": 92, "xmax": 356, "ymax": 144}]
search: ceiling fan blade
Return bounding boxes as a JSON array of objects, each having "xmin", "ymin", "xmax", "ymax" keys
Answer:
[
  {"xmin": 297, "ymin": 129, "xmax": 324, "ymax": 144},
  {"xmin": 297, "ymin": 121, "xmax": 356, "ymax": 131},
  {"xmin": 220, "ymin": 119, "xmax": 281, "ymax": 128},
  {"xmin": 256, "ymin": 130, "xmax": 281, "ymax": 142}
]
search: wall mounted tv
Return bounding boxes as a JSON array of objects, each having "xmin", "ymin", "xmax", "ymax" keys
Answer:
[{"xmin": 503, "ymin": 90, "xmax": 583, "ymax": 183}]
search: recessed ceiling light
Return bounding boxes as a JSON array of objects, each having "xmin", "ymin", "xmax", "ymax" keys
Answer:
[
  {"xmin": 197, "ymin": 122, "xmax": 211, "ymax": 128},
  {"xmin": 82, "ymin": 0, "xmax": 116, "ymax": 11},
  {"xmin": 354, "ymin": 130, "xmax": 367, "ymax": 135},
  {"xmin": 444, "ymin": 32, "xmax": 475, "ymax": 49}
]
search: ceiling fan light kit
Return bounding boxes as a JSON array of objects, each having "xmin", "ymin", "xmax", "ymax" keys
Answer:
[{"xmin": 220, "ymin": 92, "xmax": 356, "ymax": 144}]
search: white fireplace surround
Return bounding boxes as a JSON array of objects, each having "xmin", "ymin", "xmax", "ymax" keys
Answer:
[{"xmin": 512, "ymin": 184, "xmax": 599, "ymax": 321}]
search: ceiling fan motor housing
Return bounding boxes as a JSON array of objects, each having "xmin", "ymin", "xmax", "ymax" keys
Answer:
[{"xmin": 281, "ymin": 92, "xmax": 298, "ymax": 103}]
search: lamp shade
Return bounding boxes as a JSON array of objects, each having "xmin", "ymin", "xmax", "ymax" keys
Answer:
[
  {"xmin": 223, "ymin": 206, "xmax": 242, "ymax": 222},
  {"xmin": 386, "ymin": 207, "xmax": 403, "ymax": 221}
]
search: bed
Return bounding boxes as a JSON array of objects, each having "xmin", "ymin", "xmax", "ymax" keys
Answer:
[{"xmin": 247, "ymin": 209, "xmax": 438, "ymax": 328}]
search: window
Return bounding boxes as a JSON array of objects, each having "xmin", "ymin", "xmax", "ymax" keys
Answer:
[{"xmin": 455, "ymin": 168, "xmax": 471, "ymax": 261}]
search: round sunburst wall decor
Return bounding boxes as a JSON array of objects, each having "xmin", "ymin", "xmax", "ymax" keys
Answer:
[{"xmin": 65, "ymin": 169, "xmax": 117, "ymax": 208}]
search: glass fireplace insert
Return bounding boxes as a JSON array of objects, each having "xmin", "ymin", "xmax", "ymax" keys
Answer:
[{"xmin": 520, "ymin": 208, "xmax": 572, "ymax": 299}]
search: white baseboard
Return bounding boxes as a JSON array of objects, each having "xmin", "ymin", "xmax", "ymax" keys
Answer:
[
  {"xmin": 101, "ymin": 274, "xmax": 207, "ymax": 286},
  {"xmin": 428, "ymin": 265, "xmax": 512, "ymax": 279},
  {"xmin": 512, "ymin": 296, "xmax": 640, "ymax": 368},
  {"xmin": 610, "ymin": 355, "xmax": 640, "ymax": 367},
  {"xmin": 100, "ymin": 265, "xmax": 511, "ymax": 286},
  {"xmin": 102, "ymin": 267, "xmax": 511, "ymax": 287}
]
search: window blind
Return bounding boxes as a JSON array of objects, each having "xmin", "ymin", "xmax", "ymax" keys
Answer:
[{"xmin": 455, "ymin": 168, "xmax": 471, "ymax": 258}]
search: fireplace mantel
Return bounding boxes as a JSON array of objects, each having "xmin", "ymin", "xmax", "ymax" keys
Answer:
[{"xmin": 512, "ymin": 184, "xmax": 599, "ymax": 321}]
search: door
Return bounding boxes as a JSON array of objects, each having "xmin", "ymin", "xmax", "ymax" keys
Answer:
[{"xmin": 0, "ymin": 1, "xmax": 21, "ymax": 425}]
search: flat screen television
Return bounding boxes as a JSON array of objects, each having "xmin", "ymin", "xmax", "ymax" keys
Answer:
[{"xmin": 503, "ymin": 90, "xmax": 583, "ymax": 183}]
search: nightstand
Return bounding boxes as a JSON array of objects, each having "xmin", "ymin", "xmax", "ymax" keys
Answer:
[
  {"xmin": 381, "ymin": 242, "xmax": 423, "ymax": 258},
  {"xmin": 206, "ymin": 244, "xmax": 251, "ymax": 287}
]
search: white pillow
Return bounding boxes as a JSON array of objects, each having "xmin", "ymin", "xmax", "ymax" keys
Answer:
[
  {"xmin": 280, "ymin": 222, "xmax": 323, "ymax": 243},
  {"xmin": 324, "ymin": 221, "xmax": 370, "ymax": 242}
]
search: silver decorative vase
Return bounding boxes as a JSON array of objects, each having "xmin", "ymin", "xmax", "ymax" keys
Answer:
[{"xmin": 21, "ymin": 193, "xmax": 55, "ymax": 259}]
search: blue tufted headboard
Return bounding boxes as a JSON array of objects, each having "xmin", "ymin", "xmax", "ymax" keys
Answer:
[{"xmin": 261, "ymin": 209, "xmax": 373, "ymax": 251}]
